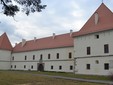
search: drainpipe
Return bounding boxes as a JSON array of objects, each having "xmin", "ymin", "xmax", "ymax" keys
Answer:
[
  {"xmin": 73, "ymin": 50, "xmax": 77, "ymax": 74},
  {"xmin": 74, "ymin": 58, "xmax": 77, "ymax": 74},
  {"xmin": 9, "ymin": 55, "xmax": 11, "ymax": 70}
]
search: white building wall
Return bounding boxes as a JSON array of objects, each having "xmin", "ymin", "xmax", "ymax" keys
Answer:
[
  {"xmin": 74, "ymin": 30, "xmax": 113, "ymax": 75},
  {"xmin": 44, "ymin": 61, "xmax": 74, "ymax": 72},
  {"xmin": 11, "ymin": 62, "xmax": 37, "ymax": 71},
  {"xmin": 11, "ymin": 47, "xmax": 74, "ymax": 72},
  {"xmin": 75, "ymin": 30, "xmax": 113, "ymax": 57},
  {"xmin": 76, "ymin": 57, "xmax": 113, "ymax": 75},
  {"xmin": 0, "ymin": 50, "xmax": 11, "ymax": 70}
]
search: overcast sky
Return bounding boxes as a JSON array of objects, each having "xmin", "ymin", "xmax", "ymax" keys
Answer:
[{"xmin": 0, "ymin": 0, "xmax": 113, "ymax": 46}]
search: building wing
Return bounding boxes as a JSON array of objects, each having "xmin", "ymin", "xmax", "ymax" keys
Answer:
[{"xmin": 13, "ymin": 33, "xmax": 73, "ymax": 52}]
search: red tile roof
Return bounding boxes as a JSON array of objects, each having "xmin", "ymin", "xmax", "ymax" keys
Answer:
[
  {"xmin": 73, "ymin": 3, "xmax": 113, "ymax": 37},
  {"xmin": 13, "ymin": 33, "xmax": 73, "ymax": 52},
  {"xmin": 0, "ymin": 33, "xmax": 12, "ymax": 51}
]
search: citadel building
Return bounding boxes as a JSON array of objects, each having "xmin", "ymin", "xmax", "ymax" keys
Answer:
[{"xmin": 0, "ymin": 3, "xmax": 113, "ymax": 75}]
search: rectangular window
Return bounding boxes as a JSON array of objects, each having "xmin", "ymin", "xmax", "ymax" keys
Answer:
[
  {"xmin": 70, "ymin": 65, "xmax": 73, "ymax": 70},
  {"xmin": 14, "ymin": 65, "xmax": 16, "ymax": 68},
  {"xmin": 104, "ymin": 44, "xmax": 109, "ymax": 53},
  {"xmin": 95, "ymin": 35, "xmax": 99, "ymax": 39},
  {"xmin": 86, "ymin": 64, "xmax": 90, "ymax": 70},
  {"xmin": 51, "ymin": 66, "xmax": 53, "ymax": 69},
  {"xmin": 87, "ymin": 47, "xmax": 91, "ymax": 55},
  {"xmin": 69, "ymin": 52, "xmax": 72, "ymax": 59},
  {"xmin": 25, "ymin": 56, "xmax": 27, "ymax": 60},
  {"xmin": 59, "ymin": 66, "xmax": 62, "ymax": 70},
  {"xmin": 40, "ymin": 54, "xmax": 43, "ymax": 60},
  {"xmin": 31, "ymin": 65, "xmax": 33, "ymax": 69},
  {"xmin": 104, "ymin": 63, "xmax": 109, "ymax": 70},
  {"xmin": 24, "ymin": 65, "xmax": 26, "ymax": 68},
  {"xmin": 57, "ymin": 53, "xmax": 59, "ymax": 59},
  {"xmin": 33, "ymin": 55, "xmax": 35, "ymax": 60},
  {"xmin": 11, "ymin": 65, "xmax": 13, "ymax": 68},
  {"xmin": 48, "ymin": 54, "xmax": 50, "ymax": 59},
  {"xmin": 12, "ymin": 56, "xmax": 14, "ymax": 60}
]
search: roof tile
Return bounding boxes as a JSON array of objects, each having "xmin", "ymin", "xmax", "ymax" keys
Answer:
[
  {"xmin": 73, "ymin": 3, "xmax": 113, "ymax": 37},
  {"xmin": 0, "ymin": 33, "xmax": 13, "ymax": 51},
  {"xmin": 13, "ymin": 33, "xmax": 73, "ymax": 52}
]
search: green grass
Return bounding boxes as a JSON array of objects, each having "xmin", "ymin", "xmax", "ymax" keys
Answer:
[
  {"xmin": 0, "ymin": 71, "xmax": 106, "ymax": 85},
  {"xmin": 26, "ymin": 71, "xmax": 110, "ymax": 81}
]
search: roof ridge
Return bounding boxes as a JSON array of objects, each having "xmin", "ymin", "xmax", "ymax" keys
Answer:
[
  {"xmin": 73, "ymin": 3, "xmax": 113, "ymax": 37},
  {"xmin": 13, "ymin": 32, "xmax": 73, "ymax": 52},
  {"xmin": 79, "ymin": 3, "xmax": 111, "ymax": 31},
  {"xmin": 19, "ymin": 33, "xmax": 71, "ymax": 43},
  {"xmin": 97, "ymin": 3, "xmax": 113, "ymax": 14}
]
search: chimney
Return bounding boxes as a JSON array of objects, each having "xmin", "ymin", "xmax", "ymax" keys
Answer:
[
  {"xmin": 70, "ymin": 30, "xmax": 73, "ymax": 37},
  {"xmin": 34, "ymin": 37, "xmax": 37, "ymax": 42},
  {"xmin": 53, "ymin": 33, "xmax": 55, "ymax": 39},
  {"xmin": 15, "ymin": 43, "xmax": 17, "ymax": 46},
  {"xmin": 22, "ymin": 39, "xmax": 26, "ymax": 47}
]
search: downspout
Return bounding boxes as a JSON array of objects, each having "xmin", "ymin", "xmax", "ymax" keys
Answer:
[
  {"xmin": 74, "ymin": 58, "xmax": 77, "ymax": 74},
  {"xmin": 73, "ymin": 49, "xmax": 76, "ymax": 74},
  {"xmin": 10, "ymin": 50, "xmax": 13, "ymax": 70}
]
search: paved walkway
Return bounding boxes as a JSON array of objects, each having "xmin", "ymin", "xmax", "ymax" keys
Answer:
[{"xmin": 31, "ymin": 73, "xmax": 113, "ymax": 84}]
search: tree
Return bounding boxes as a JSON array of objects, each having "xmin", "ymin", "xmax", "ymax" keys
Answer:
[{"xmin": 0, "ymin": 0, "xmax": 46, "ymax": 17}]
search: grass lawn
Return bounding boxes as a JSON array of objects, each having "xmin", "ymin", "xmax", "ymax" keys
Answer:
[
  {"xmin": 26, "ymin": 71, "xmax": 111, "ymax": 81},
  {"xmin": 0, "ymin": 71, "xmax": 106, "ymax": 85}
]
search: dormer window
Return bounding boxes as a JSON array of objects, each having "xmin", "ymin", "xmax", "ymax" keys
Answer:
[
  {"xmin": 95, "ymin": 34, "xmax": 99, "ymax": 39},
  {"xmin": 94, "ymin": 12, "xmax": 99, "ymax": 25}
]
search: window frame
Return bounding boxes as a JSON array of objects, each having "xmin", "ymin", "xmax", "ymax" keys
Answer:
[
  {"xmin": 95, "ymin": 34, "xmax": 99, "ymax": 39},
  {"xmin": 86, "ymin": 64, "xmax": 90, "ymax": 70},
  {"xmin": 24, "ymin": 65, "xmax": 26, "ymax": 68},
  {"xmin": 57, "ymin": 53, "xmax": 59, "ymax": 59},
  {"xmin": 104, "ymin": 63, "xmax": 109, "ymax": 70},
  {"xmin": 70, "ymin": 65, "xmax": 73, "ymax": 70},
  {"xmin": 25, "ymin": 55, "xmax": 27, "ymax": 60},
  {"xmin": 69, "ymin": 52, "xmax": 72, "ymax": 59},
  {"xmin": 48, "ymin": 54, "xmax": 51, "ymax": 59},
  {"xmin": 33, "ymin": 55, "xmax": 35, "ymax": 60},
  {"xmin": 40, "ymin": 54, "xmax": 43, "ymax": 60},
  {"xmin": 11, "ymin": 65, "xmax": 13, "ymax": 68},
  {"xmin": 31, "ymin": 65, "xmax": 33, "ymax": 69},
  {"xmin": 14, "ymin": 65, "xmax": 16, "ymax": 68},
  {"xmin": 12, "ymin": 56, "xmax": 14, "ymax": 61},
  {"xmin": 51, "ymin": 65, "xmax": 53, "ymax": 70},
  {"xmin": 59, "ymin": 66, "xmax": 62, "ymax": 70},
  {"xmin": 104, "ymin": 44, "xmax": 109, "ymax": 53},
  {"xmin": 87, "ymin": 47, "xmax": 91, "ymax": 55}
]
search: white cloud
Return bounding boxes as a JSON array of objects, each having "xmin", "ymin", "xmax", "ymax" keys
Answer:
[{"xmin": 0, "ymin": 0, "xmax": 113, "ymax": 46}]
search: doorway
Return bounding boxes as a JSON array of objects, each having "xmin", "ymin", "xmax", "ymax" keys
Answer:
[{"xmin": 37, "ymin": 63, "xmax": 44, "ymax": 71}]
